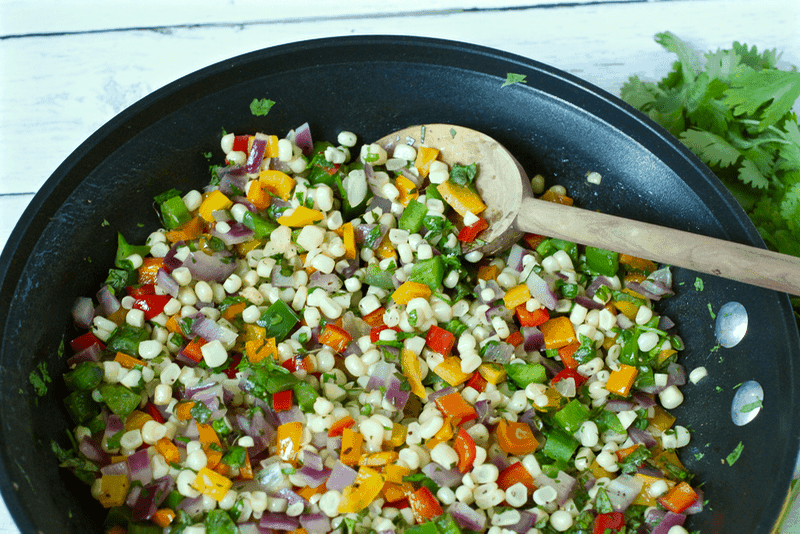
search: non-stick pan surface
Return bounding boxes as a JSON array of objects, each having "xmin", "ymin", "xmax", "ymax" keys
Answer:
[{"xmin": 0, "ymin": 36, "xmax": 798, "ymax": 533}]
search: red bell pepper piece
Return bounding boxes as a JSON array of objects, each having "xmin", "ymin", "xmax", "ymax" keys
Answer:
[
  {"xmin": 425, "ymin": 325, "xmax": 455, "ymax": 357},
  {"xmin": 465, "ymin": 371, "xmax": 488, "ymax": 393},
  {"xmin": 551, "ymin": 367, "xmax": 588, "ymax": 388},
  {"xmin": 457, "ymin": 217, "xmax": 489, "ymax": 242},
  {"xmin": 133, "ymin": 294, "xmax": 172, "ymax": 320},
  {"xmin": 232, "ymin": 135, "xmax": 250, "ymax": 153},
  {"xmin": 593, "ymin": 512, "xmax": 625, "ymax": 534},
  {"xmin": 523, "ymin": 233, "xmax": 547, "ymax": 249},
  {"xmin": 454, "ymin": 428, "xmax": 477, "ymax": 473},
  {"xmin": 328, "ymin": 416, "xmax": 356, "ymax": 437},
  {"xmin": 273, "ymin": 390, "xmax": 293, "ymax": 412},
  {"xmin": 70, "ymin": 332, "xmax": 105, "ymax": 352},
  {"xmin": 497, "ymin": 462, "xmax": 536, "ymax": 493},
  {"xmin": 370, "ymin": 325, "xmax": 401, "ymax": 343},
  {"xmin": 408, "ymin": 487, "xmax": 443, "ymax": 523},
  {"xmin": 127, "ymin": 283, "xmax": 156, "ymax": 298},
  {"xmin": 145, "ymin": 401, "xmax": 165, "ymax": 424},
  {"xmin": 224, "ymin": 353, "xmax": 242, "ymax": 379},
  {"xmin": 516, "ymin": 305, "xmax": 549, "ymax": 327}
]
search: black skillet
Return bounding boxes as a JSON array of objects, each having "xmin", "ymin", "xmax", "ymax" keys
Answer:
[{"xmin": 0, "ymin": 36, "xmax": 797, "ymax": 533}]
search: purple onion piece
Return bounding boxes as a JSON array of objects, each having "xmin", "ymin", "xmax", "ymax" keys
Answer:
[
  {"xmin": 260, "ymin": 512, "xmax": 299, "ymax": 531},
  {"xmin": 422, "ymin": 463, "xmax": 463, "ymax": 488},
  {"xmin": 651, "ymin": 512, "xmax": 686, "ymax": 534},
  {"xmin": 71, "ymin": 297, "xmax": 95, "ymax": 329},
  {"xmin": 575, "ymin": 295, "xmax": 604, "ymax": 310},
  {"xmin": 525, "ymin": 270, "xmax": 557, "ymax": 310},
  {"xmin": 219, "ymin": 167, "xmax": 249, "ymax": 196},
  {"xmin": 309, "ymin": 271, "xmax": 343, "ymax": 292},
  {"xmin": 67, "ymin": 343, "xmax": 103, "ymax": 366},
  {"xmin": 245, "ymin": 138, "xmax": 268, "ymax": 174},
  {"xmin": 667, "ymin": 363, "xmax": 687, "ymax": 386},
  {"xmin": 326, "ymin": 460, "xmax": 355, "ymax": 491},
  {"xmin": 586, "ymin": 275, "xmax": 613, "ymax": 298},
  {"xmin": 177, "ymin": 494, "xmax": 205, "ymax": 516},
  {"xmin": 293, "ymin": 123, "xmax": 313, "ymax": 156},
  {"xmin": 299, "ymin": 513, "xmax": 331, "ymax": 534},
  {"xmin": 184, "ymin": 250, "xmax": 237, "ymax": 283},
  {"xmin": 270, "ymin": 265, "xmax": 295, "ymax": 288},
  {"xmin": 604, "ymin": 399, "xmax": 636, "ymax": 413},
  {"xmin": 96, "ymin": 285, "xmax": 120, "ymax": 317},
  {"xmin": 365, "ymin": 360, "xmax": 396, "ymax": 392},
  {"xmin": 522, "ymin": 326, "xmax": 545, "ymax": 352},
  {"xmin": 127, "ymin": 448, "xmax": 153, "ymax": 485},
  {"xmin": 447, "ymin": 502, "xmax": 486, "ymax": 531},
  {"xmin": 605, "ymin": 474, "xmax": 643, "ymax": 512},
  {"xmin": 156, "ymin": 268, "xmax": 180, "ymax": 298},
  {"xmin": 534, "ymin": 470, "xmax": 576, "ymax": 506},
  {"xmin": 628, "ymin": 427, "xmax": 658, "ymax": 448},
  {"xmin": 78, "ymin": 436, "xmax": 109, "ymax": 464},
  {"xmin": 296, "ymin": 465, "xmax": 331, "ymax": 488}
]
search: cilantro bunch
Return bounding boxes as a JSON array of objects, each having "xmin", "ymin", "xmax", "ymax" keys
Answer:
[{"xmin": 621, "ymin": 32, "xmax": 800, "ymax": 312}]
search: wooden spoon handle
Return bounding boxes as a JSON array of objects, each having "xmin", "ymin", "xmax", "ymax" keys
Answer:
[{"xmin": 516, "ymin": 197, "xmax": 800, "ymax": 296}]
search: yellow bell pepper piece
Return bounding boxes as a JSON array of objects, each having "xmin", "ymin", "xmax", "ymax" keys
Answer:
[
  {"xmin": 414, "ymin": 146, "xmax": 440, "ymax": 178},
  {"xmin": 192, "ymin": 467, "xmax": 232, "ymax": 502},
  {"xmin": 338, "ymin": 467, "xmax": 385, "ymax": 513},
  {"xmin": 340, "ymin": 427, "xmax": 364, "ymax": 465},
  {"xmin": 437, "ymin": 180, "xmax": 487, "ymax": 217},
  {"xmin": 264, "ymin": 135, "xmax": 280, "ymax": 158},
  {"xmin": 503, "ymin": 283, "xmax": 531, "ymax": 309},
  {"xmin": 245, "ymin": 337, "xmax": 277, "ymax": 363},
  {"xmin": 259, "ymin": 169, "xmax": 296, "ymax": 201},
  {"xmin": 612, "ymin": 288, "xmax": 648, "ymax": 320},
  {"xmin": 606, "ymin": 364, "xmax": 639, "ymax": 397},
  {"xmin": 402, "ymin": 349, "xmax": 427, "ymax": 399},
  {"xmin": 197, "ymin": 422, "xmax": 223, "ymax": 469},
  {"xmin": 531, "ymin": 386, "xmax": 563, "ymax": 412},
  {"xmin": 649, "ymin": 405, "xmax": 677, "ymax": 432},
  {"xmin": 392, "ymin": 281, "xmax": 432, "ymax": 305},
  {"xmin": 277, "ymin": 206, "xmax": 324, "ymax": 227},
  {"xmin": 246, "ymin": 180, "xmax": 272, "ymax": 210},
  {"xmin": 395, "ymin": 175, "xmax": 419, "ymax": 207},
  {"xmin": 198, "ymin": 190, "xmax": 233, "ymax": 223},
  {"xmin": 125, "ymin": 410, "xmax": 153, "ymax": 432},
  {"xmin": 359, "ymin": 451, "xmax": 399, "ymax": 467},
  {"xmin": 589, "ymin": 459, "xmax": 616, "ymax": 481},
  {"xmin": 433, "ymin": 357, "xmax": 472, "ymax": 386},
  {"xmin": 277, "ymin": 421, "xmax": 303, "ymax": 463},
  {"xmin": 341, "ymin": 222, "xmax": 357, "ymax": 260},
  {"xmin": 387, "ymin": 423, "xmax": 407, "ymax": 448},
  {"xmin": 632, "ymin": 473, "xmax": 676, "ymax": 506},
  {"xmin": 98, "ymin": 474, "xmax": 130, "ymax": 508},
  {"xmin": 375, "ymin": 233, "xmax": 397, "ymax": 260},
  {"xmin": 477, "ymin": 362, "xmax": 506, "ymax": 385},
  {"xmin": 477, "ymin": 264, "xmax": 500, "ymax": 281}
]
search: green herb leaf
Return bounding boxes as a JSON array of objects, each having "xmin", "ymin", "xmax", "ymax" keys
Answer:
[
  {"xmin": 502, "ymin": 72, "xmax": 527, "ymax": 87},
  {"xmin": 726, "ymin": 441, "xmax": 744, "ymax": 465},
  {"xmin": 250, "ymin": 98, "xmax": 276, "ymax": 116}
]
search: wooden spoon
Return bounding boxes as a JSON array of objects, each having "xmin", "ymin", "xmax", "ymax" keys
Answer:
[{"xmin": 376, "ymin": 124, "xmax": 800, "ymax": 296}]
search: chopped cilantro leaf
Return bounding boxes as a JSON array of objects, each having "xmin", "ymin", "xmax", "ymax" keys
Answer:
[
  {"xmin": 502, "ymin": 72, "xmax": 527, "ymax": 87},
  {"xmin": 740, "ymin": 399, "xmax": 763, "ymax": 413},
  {"xmin": 694, "ymin": 277, "xmax": 704, "ymax": 291},
  {"xmin": 250, "ymin": 98, "xmax": 276, "ymax": 116},
  {"xmin": 726, "ymin": 441, "xmax": 744, "ymax": 465}
]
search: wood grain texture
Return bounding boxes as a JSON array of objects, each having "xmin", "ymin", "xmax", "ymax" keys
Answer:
[{"xmin": 517, "ymin": 197, "xmax": 800, "ymax": 294}]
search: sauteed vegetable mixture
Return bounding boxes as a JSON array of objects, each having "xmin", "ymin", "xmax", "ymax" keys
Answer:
[{"xmin": 60, "ymin": 124, "xmax": 702, "ymax": 534}]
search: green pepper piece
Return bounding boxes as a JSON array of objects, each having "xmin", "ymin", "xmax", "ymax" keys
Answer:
[
  {"xmin": 165, "ymin": 490, "xmax": 184, "ymax": 510},
  {"xmin": 585, "ymin": 246, "xmax": 620, "ymax": 277},
  {"xmin": 442, "ymin": 318, "xmax": 468, "ymax": 337},
  {"xmin": 159, "ymin": 195, "xmax": 192, "ymax": 230},
  {"xmin": 114, "ymin": 233, "xmax": 150, "ymax": 270},
  {"xmin": 594, "ymin": 409, "xmax": 625, "ymax": 434},
  {"xmin": 334, "ymin": 170, "xmax": 371, "ymax": 220},
  {"xmin": 553, "ymin": 399, "xmax": 590, "ymax": 433},
  {"xmin": 127, "ymin": 523, "xmax": 164, "ymax": 534},
  {"xmin": 63, "ymin": 362, "xmax": 104, "ymax": 391},
  {"xmin": 542, "ymin": 428, "xmax": 580, "ymax": 462},
  {"xmin": 242, "ymin": 211, "xmax": 278, "ymax": 239},
  {"xmin": 425, "ymin": 183, "xmax": 444, "ymax": 202},
  {"xmin": 256, "ymin": 300, "xmax": 300, "ymax": 341},
  {"xmin": 398, "ymin": 199, "xmax": 428, "ymax": 233},
  {"xmin": 405, "ymin": 521, "xmax": 439, "ymax": 534},
  {"xmin": 409, "ymin": 256, "xmax": 444, "ymax": 290},
  {"xmin": 104, "ymin": 268, "xmax": 138, "ymax": 296},
  {"xmin": 504, "ymin": 363, "xmax": 547, "ymax": 388},
  {"xmin": 98, "ymin": 383, "xmax": 141, "ymax": 418},
  {"xmin": 106, "ymin": 323, "xmax": 151, "ymax": 356},
  {"xmin": 104, "ymin": 506, "xmax": 132, "ymax": 528},
  {"xmin": 293, "ymin": 380, "xmax": 319, "ymax": 412},
  {"xmin": 435, "ymin": 513, "xmax": 463, "ymax": 534},
  {"xmin": 265, "ymin": 372, "xmax": 299, "ymax": 394},
  {"xmin": 64, "ymin": 390, "xmax": 100, "ymax": 424},
  {"xmin": 307, "ymin": 143, "xmax": 338, "ymax": 187},
  {"xmin": 363, "ymin": 263, "xmax": 396, "ymax": 290}
]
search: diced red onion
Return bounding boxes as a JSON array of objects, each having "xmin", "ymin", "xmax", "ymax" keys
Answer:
[
  {"xmin": 156, "ymin": 268, "xmax": 179, "ymax": 298},
  {"xmin": 485, "ymin": 304, "xmax": 513, "ymax": 323},
  {"xmin": 100, "ymin": 460, "xmax": 129, "ymax": 477},
  {"xmin": 525, "ymin": 270, "xmax": 557, "ymax": 310},
  {"xmin": 218, "ymin": 166, "xmax": 248, "ymax": 196},
  {"xmin": 506, "ymin": 244, "xmax": 528, "ymax": 272},
  {"xmin": 191, "ymin": 315, "xmax": 225, "ymax": 342},
  {"xmin": 604, "ymin": 399, "xmax": 636, "ymax": 412},
  {"xmin": 586, "ymin": 275, "xmax": 613, "ymax": 298},
  {"xmin": 482, "ymin": 341, "xmax": 515, "ymax": 363},
  {"xmin": 71, "ymin": 297, "xmax": 95, "ymax": 329},
  {"xmin": 385, "ymin": 377, "xmax": 410, "ymax": 411},
  {"xmin": 422, "ymin": 463, "xmax": 463, "ymax": 488},
  {"xmin": 293, "ymin": 123, "xmax": 313, "ymax": 156},
  {"xmin": 534, "ymin": 470, "xmax": 576, "ymax": 506},
  {"xmin": 366, "ymin": 361, "xmax": 396, "ymax": 392},
  {"xmin": 658, "ymin": 315, "xmax": 676, "ymax": 331},
  {"xmin": 632, "ymin": 391, "xmax": 657, "ymax": 409},
  {"xmin": 96, "ymin": 285, "xmax": 120, "ymax": 317},
  {"xmin": 184, "ymin": 250, "xmax": 237, "ymax": 283},
  {"xmin": 270, "ymin": 265, "xmax": 295, "ymax": 288},
  {"xmin": 341, "ymin": 311, "xmax": 371, "ymax": 340},
  {"xmin": 127, "ymin": 448, "xmax": 153, "ymax": 485},
  {"xmin": 67, "ymin": 343, "xmax": 103, "ymax": 366},
  {"xmin": 473, "ymin": 399, "xmax": 490, "ymax": 423},
  {"xmin": 628, "ymin": 427, "xmax": 658, "ymax": 449},
  {"xmin": 79, "ymin": 436, "xmax": 109, "ymax": 464},
  {"xmin": 177, "ymin": 494, "xmax": 205, "ymax": 516},
  {"xmin": 651, "ymin": 512, "xmax": 686, "ymax": 534},
  {"xmin": 667, "ymin": 362, "xmax": 687, "ymax": 386},
  {"xmin": 245, "ymin": 138, "xmax": 268, "ymax": 174},
  {"xmin": 309, "ymin": 271, "xmax": 343, "ymax": 293},
  {"xmin": 616, "ymin": 313, "xmax": 634, "ymax": 330},
  {"xmin": 260, "ymin": 512, "xmax": 299, "ymax": 531},
  {"xmin": 427, "ymin": 386, "xmax": 456, "ymax": 402},
  {"xmin": 522, "ymin": 326, "xmax": 545, "ymax": 352},
  {"xmin": 299, "ymin": 513, "xmax": 331, "ymax": 534},
  {"xmin": 212, "ymin": 221, "xmax": 254, "ymax": 246},
  {"xmin": 296, "ymin": 465, "xmax": 331, "ymax": 488},
  {"xmin": 575, "ymin": 295, "xmax": 604, "ymax": 310},
  {"xmin": 301, "ymin": 450, "xmax": 324, "ymax": 471},
  {"xmin": 148, "ymin": 475, "xmax": 175, "ymax": 508},
  {"xmin": 339, "ymin": 258, "xmax": 360, "ymax": 278},
  {"xmin": 487, "ymin": 450, "xmax": 511, "ymax": 473},
  {"xmin": 509, "ymin": 510, "xmax": 537, "ymax": 532},
  {"xmin": 274, "ymin": 488, "xmax": 309, "ymax": 507},
  {"xmin": 605, "ymin": 474, "xmax": 643, "ymax": 512},
  {"xmin": 636, "ymin": 464, "xmax": 665, "ymax": 478},
  {"xmin": 684, "ymin": 487, "xmax": 704, "ymax": 514},
  {"xmin": 276, "ymin": 406, "xmax": 304, "ymax": 426},
  {"xmin": 476, "ymin": 279, "xmax": 504, "ymax": 304},
  {"xmin": 162, "ymin": 241, "xmax": 185, "ymax": 272},
  {"xmin": 447, "ymin": 502, "xmax": 487, "ymax": 531},
  {"xmin": 326, "ymin": 461, "xmax": 357, "ymax": 491},
  {"xmin": 126, "ymin": 483, "xmax": 157, "ymax": 521}
]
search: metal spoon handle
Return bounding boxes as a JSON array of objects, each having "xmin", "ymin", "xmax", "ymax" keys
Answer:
[{"xmin": 516, "ymin": 197, "xmax": 800, "ymax": 296}]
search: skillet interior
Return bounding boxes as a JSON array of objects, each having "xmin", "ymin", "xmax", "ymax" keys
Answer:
[{"xmin": 0, "ymin": 35, "xmax": 797, "ymax": 533}]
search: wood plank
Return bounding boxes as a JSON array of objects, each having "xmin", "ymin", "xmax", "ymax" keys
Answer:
[{"xmin": 0, "ymin": 0, "xmax": 622, "ymax": 36}]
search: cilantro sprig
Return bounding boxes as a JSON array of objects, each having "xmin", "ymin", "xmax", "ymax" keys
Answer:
[{"xmin": 621, "ymin": 32, "xmax": 800, "ymax": 302}]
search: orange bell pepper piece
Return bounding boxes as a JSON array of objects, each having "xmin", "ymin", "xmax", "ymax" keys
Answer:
[
  {"xmin": 606, "ymin": 364, "xmax": 639, "ymax": 397},
  {"xmin": 539, "ymin": 316, "xmax": 577, "ymax": 349},
  {"xmin": 402, "ymin": 349, "xmax": 427, "ymax": 399},
  {"xmin": 558, "ymin": 342, "xmax": 581, "ymax": 369},
  {"xmin": 414, "ymin": 146, "xmax": 440, "ymax": 178},
  {"xmin": 516, "ymin": 305, "xmax": 550, "ymax": 327},
  {"xmin": 114, "ymin": 352, "xmax": 148, "ymax": 370},
  {"xmin": 540, "ymin": 189, "xmax": 574, "ymax": 205},
  {"xmin": 496, "ymin": 419, "xmax": 539, "ymax": 455},
  {"xmin": 152, "ymin": 508, "xmax": 176, "ymax": 528},
  {"xmin": 155, "ymin": 437, "xmax": 179, "ymax": 465},
  {"xmin": 658, "ymin": 481, "xmax": 698, "ymax": 514},
  {"xmin": 435, "ymin": 392, "xmax": 477, "ymax": 424},
  {"xmin": 497, "ymin": 461, "xmax": 536, "ymax": 493},
  {"xmin": 197, "ymin": 422, "xmax": 223, "ymax": 469},
  {"xmin": 409, "ymin": 486, "xmax": 443, "ymax": 523},
  {"xmin": 328, "ymin": 416, "xmax": 356, "ymax": 438},
  {"xmin": 392, "ymin": 281, "xmax": 432, "ymax": 305},
  {"xmin": 277, "ymin": 422, "xmax": 303, "ymax": 463},
  {"xmin": 454, "ymin": 428, "xmax": 477, "ymax": 473},
  {"xmin": 319, "ymin": 324, "xmax": 353, "ymax": 353},
  {"xmin": 164, "ymin": 216, "xmax": 204, "ymax": 244},
  {"xmin": 138, "ymin": 257, "xmax": 164, "ymax": 285},
  {"xmin": 503, "ymin": 283, "xmax": 531, "ymax": 309},
  {"xmin": 340, "ymin": 427, "xmax": 364, "ymax": 465}
]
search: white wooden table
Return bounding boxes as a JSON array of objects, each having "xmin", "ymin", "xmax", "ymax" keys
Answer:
[{"xmin": 1, "ymin": 1, "xmax": 798, "ymax": 532}]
